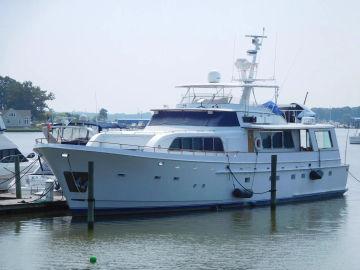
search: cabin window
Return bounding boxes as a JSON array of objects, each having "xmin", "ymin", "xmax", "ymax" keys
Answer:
[
  {"xmin": 149, "ymin": 111, "xmax": 240, "ymax": 127},
  {"xmin": 204, "ymin": 137, "xmax": 214, "ymax": 151},
  {"xmin": 260, "ymin": 132, "xmax": 272, "ymax": 148},
  {"xmin": 300, "ymin": 130, "xmax": 313, "ymax": 151},
  {"xmin": 182, "ymin": 138, "xmax": 192, "ymax": 150},
  {"xmin": 272, "ymin": 132, "xmax": 283, "ymax": 148},
  {"xmin": 169, "ymin": 137, "xmax": 224, "ymax": 152},
  {"xmin": 284, "ymin": 131, "xmax": 294, "ymax": 148},
  {"xmin": 192, "ymin": 137, "xmax": 203, "ymax": 150},
  {"xmin": 0, "ymin": 148, "xmax": 28, "ymax": 163},
  {"xmin": 259, "ymin": 131, "xmax": 294, "ymax": 150},
  {"xmin": 315, "ymin": 130, "xmax": 333, "ymax": 149}
]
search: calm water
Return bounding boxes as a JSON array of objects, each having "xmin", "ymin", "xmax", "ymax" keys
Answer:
[{"xmin": 1, "ymin": 129, "xmax": 360, "ymax": 270}]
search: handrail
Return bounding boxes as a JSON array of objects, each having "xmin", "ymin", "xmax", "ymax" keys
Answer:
[
  {"xmin": 35, "ymin": 137, "xmax": 340, "ymax": 158},
  {"xmin": 35, "ymin": 137, "xmax": 230, "ymax": 156}
]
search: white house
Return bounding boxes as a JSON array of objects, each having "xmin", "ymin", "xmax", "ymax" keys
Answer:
[{"xmin": 0, "ymin": 108, "xmax": 31, "ymax": 128}]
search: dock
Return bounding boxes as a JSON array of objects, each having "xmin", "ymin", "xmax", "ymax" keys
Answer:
[{"xmin": 0, "ymin": 192, "xmax": 69, "ymax": 215}]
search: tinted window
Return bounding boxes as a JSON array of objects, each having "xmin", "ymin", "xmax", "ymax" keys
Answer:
[
  {"xmin": 0, "ymin": 148, "xmax": 27, "ymax": 163},
  {"xmin": 182, "ymin": 138, "xmax": 192, "ymax": 150},
  {"xmin": 149, "ymin": 111, "xmax": 240, "ymax": 127},
  {"xmin": 204, "ymin": 138, "xmax": 214, "ymax": 151},
  {"xmin": 214, "ymin": 138, "xmax": 224, "ymax": 151},
  {"xmin": 284, "ymin": 131, "xmax": 294, "ymax": 148},
  {"xmin": 192, "ymin": 138, "xmax": 203, "ymax": 150},
  {"xmin": 169, "ymin": 138, "xmax": 181, "ymax": 150},
  {"xmin": 260, "ymin": 133, "xmax": 272, "ymax": 148},
  {"xmin": 169, "ymin": 137, "xmax": 224, "ymax": 152},
  {"xmin": 272, "ymin": 132, "xmax": 283, "ymax": 148}
]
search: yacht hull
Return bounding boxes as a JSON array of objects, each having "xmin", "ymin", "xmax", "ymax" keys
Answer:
[{"xmin": 34, "ymin": 144, "xmax": 348, "ymax": 214}]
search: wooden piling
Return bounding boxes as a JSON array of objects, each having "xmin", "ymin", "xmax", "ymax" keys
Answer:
[
  {"xmin": 87, "ymin": 161, "xmax": 95, "ymax": 230},
  {"xmin": 270, "ymin": 155, "xmax": 277, "ymax": 209},
  {"xmin": 15, "ymin": 155, "xmax": 22, "ymax": 199}
]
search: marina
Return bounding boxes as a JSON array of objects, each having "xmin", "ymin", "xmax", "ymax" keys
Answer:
[{"xmin": 1, "ymin": 1, "xmax": 360, "ymax": 268}]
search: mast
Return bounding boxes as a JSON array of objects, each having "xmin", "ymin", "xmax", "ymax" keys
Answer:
[{"xmin": 236, "ymin": 32, "xmax": 267, "ymax": 110}]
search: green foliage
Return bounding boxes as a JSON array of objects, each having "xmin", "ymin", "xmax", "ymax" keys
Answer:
[
  {"xmin": 0, "ymin": 76, "xmax": 55, "ymax": 120},
  {"xmin": 312, "ymin": 106, "xmax": 360, "ymax": 124},
  {"xmin": 98, "ymin": 108, "xmax": 108, "ymax": 121}
]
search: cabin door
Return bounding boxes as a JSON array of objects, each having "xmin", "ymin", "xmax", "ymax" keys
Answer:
[{"xmin": 248, "ymin": 130, "xmax": 254, "ymax": 152}]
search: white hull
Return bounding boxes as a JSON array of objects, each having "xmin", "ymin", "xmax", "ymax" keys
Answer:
[
  {"xmin": 0, "ymin": 161, "xmax": 34, "ymax": 190},
  {"xmin": 349, "ymin": 136, "xmax": 360, "ymax": 144},
  {"xmin": 35, "ymin": 144, "xmax": 348, "ymax": 214}
]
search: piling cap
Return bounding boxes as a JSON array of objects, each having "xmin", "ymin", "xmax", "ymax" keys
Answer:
[{"xmin": 90, "ymin": 256, "xmax": 97, "ymax": 263}]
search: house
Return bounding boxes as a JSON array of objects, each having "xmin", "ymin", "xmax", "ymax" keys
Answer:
[{"xmin": 0, "ymin": 108, "xmax": 31, "ymax": 128}]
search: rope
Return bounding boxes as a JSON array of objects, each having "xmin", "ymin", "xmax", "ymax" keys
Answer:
[
  {"xmin": 349, "ymin": 170, "xmax": 360, "ymax": 183},
  {"xmin": 28, "ymin": 181, "xmax": 55, "ymax": 203},
  {"xmin": 2, "ymin": 159, "xmax": 39, "ymax": 192},
  {"xmin": 0, "ymin": 158, "xmax": 39, "ymax": 186},
  {"xmin": 225, "ymin": 155, "xmax": 270, "ymax": 195}
]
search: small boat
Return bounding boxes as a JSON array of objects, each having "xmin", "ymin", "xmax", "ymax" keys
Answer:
[
  {"xmin": 349, "ymin": 130, "xmax": 360, "ymax": 144},
  {"xmin": 0, "ymin": 114, "xmax": 37, "ymax": 190},
  {"xmin": 42, "ymin": 120, "xmax": 121, "ymax": 145}
]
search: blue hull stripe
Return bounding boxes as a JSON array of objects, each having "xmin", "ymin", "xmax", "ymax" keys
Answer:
[{"xmin": 70, "ymin": 189, "xmax": 347, "ymax": 215}]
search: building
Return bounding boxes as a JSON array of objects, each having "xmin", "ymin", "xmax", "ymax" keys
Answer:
[{"xmin": 0, "ymin": 108, "xmax": 31, "ymax": 128}]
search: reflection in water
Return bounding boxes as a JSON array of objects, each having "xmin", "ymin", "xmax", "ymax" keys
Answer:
[{"xmin": 0, "ymin": 198, "xmax": 348, "ymax": 270}]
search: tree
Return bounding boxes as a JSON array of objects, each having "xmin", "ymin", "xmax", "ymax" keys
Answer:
[
  {"xmin": 98, "ymin": 108, "xmax": 108, "ymax": 121},
  {"xmin": 0, "ymin": 76, "xmax": 55, "ymax": 120}
]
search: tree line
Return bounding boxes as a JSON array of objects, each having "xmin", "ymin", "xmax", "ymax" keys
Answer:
[{"xmin": 0, "ymin": 75, "xmax": 54, "ymax": 120}]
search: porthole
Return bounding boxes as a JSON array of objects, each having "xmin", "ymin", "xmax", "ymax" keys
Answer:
[
  {"xmin": 154, "ymin": 176, "xmax": 161, "ymax": 180},
  {"xmin": 301, "ymin": 173, "xmax": 306, "ymax": 179},
  {"xmin": 328, "ymin": 171, "xmax": 332, "ymax": 176},
  {"xmin": 173, "ymin": 177, "xmax": 180, "ymax": 181},
  {"xmin": 245, "ymin": 177, "xmax": 250, "ymax": 183},
  {"xmin": 193, "ymin": 184, "xmax": 197, "ymax": 188},
  {"xmin": 291, "ymin": 174, "xmax": 296, "ymax": 180}
]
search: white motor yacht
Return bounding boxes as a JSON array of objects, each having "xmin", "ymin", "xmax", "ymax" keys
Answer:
[
  {"xmin": 34, "ymin": 34, "xmax": 348, "ymax": 214},
  {"xmin": 0, "ymin": 115, "xmax": 36, "ymax": 190}
]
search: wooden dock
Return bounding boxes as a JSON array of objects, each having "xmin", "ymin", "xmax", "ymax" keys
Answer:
[{"xmin": 0, "ymin": 192, "xmax": 69, "ymax": 215}]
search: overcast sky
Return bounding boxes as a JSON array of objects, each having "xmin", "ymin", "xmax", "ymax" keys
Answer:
[{"xmin": 0, "ymin": 0, "xmax": 359, "ymax": 113}]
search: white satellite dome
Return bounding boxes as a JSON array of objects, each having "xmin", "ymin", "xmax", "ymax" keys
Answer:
[
  {"xmin": 208, "ymin": 71, "xmax": 221, "ymax": 83},
  {"xmin": 79, "ymin": 114, "xmax": 88, "ymax": 121}
]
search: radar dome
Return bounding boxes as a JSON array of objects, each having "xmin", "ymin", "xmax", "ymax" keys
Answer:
[
  {"xmin": 79, "ymin": 114, "xmax": 88, "ymax": 121},
  {"xmin": 208, "ymin": 71, "xmax": 221, "ymax": 83}
]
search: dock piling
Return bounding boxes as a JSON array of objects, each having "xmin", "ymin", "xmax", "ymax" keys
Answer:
[
  {"xmin": 87, "ymin": 161, "xmax": 95, "ymax": 230},
  {"xmin": 270, "ymin": 155, "xmax": 277, "ymax": 209},
  {"xmin": 15, "ymin": 155, "xmax": 22, "ymax": 199}
]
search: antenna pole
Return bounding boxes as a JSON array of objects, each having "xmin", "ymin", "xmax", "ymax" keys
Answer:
[{"xmin": 303, "ymin": 91, "xmax": 309, "ymax": 105}]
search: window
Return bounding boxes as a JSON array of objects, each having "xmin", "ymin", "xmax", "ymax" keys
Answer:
[
  {"xmin": 0, "ymin": 148, "xmax": 28, "ymax": 163},
  {"xmin": 169, "ymin": 137, "xmax": 224, "ymax": 152},
  {"xmin": 192, "ymin": 137, "xmax": 203, "ymax": 150},
  {"xmin": 149, "ymin": 111, "xmax": 240, "ymax": 127},
  {"xmin": 272, "ymin": 132, "xmax": 283, "ymax": 148},
  {"xmin": 284, "ymin": 131, "xmax": 294, "ymax": 148},
  {"xmin": 315, "ymin": 130, "xmax": 333, "ymax": 149},
  {"xmin": 260, "ymin": 132, "xmax": 272, "ymax": 148},
  {"xmin": 259, "ymin": 131, "xmax": 294, "ymax": 149},
  {"xmin": 182, "ymin": 138, "xmax": 192, "ymax": 150},
  {"xmin": 300, "ymin": 130, "xmax": 313, "ymax": 151}
]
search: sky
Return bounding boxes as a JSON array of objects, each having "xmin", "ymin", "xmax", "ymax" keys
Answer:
[{"xmin": 0, "ymin": 0, "xmax": 359, "ymax": 114}]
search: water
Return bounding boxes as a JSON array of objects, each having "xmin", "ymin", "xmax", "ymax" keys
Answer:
[{"xmin": 1, "ymin": 129, "xmax": 360, "ymax": 270}]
